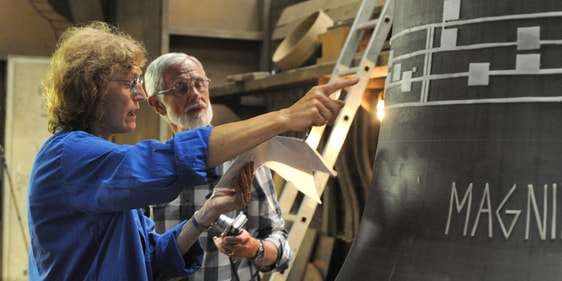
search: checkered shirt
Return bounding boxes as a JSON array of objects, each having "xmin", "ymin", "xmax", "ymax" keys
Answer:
[{"xmin": 150, "ymin": 161, "xmax": 292, "ymax": 281}]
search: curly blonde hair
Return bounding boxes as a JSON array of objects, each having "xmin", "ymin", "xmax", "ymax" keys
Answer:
[{"xmin": 43, "ymin": 21, "xmax": 147, "ymax": 133}]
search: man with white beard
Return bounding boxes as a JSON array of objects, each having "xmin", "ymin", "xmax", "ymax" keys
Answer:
[{"xmin": 144, "ymin": 53, "xmax": 292, "ymax": 281}]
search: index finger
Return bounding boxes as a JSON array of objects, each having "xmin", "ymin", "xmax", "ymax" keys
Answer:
[{"xmin": 318, "ymin": 77, "xmax": 359, "ymax": 97}]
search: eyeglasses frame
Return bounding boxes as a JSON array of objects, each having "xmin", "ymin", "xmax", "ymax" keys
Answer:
[
  {"xmin": 156, "ymin": 77, "xmax": 211, "ymax": 97},
  {"xmin": 109, "ymin": 76, "xmax": 144, "ymax": 95}
]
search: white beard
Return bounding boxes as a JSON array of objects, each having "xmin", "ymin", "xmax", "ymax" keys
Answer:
[{"xmin": 167, "ymin": 100, "xmax": 214, "ymax": 130}]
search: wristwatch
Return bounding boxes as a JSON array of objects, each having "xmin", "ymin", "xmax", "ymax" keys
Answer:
[{"xmin": 250, "ymin": 239, "xmax": 264, "ymax": 261}]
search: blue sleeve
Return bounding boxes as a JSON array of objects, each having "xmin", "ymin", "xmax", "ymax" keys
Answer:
[
  {"xmin": 56, "ymin": 127, "xmax": 213, "ymax": 212},
  {"xmin": 147, "ymin": 218, "xmax": 204, "ymax": 280}
]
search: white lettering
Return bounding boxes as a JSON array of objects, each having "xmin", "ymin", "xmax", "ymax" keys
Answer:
[
  {"xmin": 445, "ymin": 182, "xmax": 559, "ymax": 240},
  {"xmin": 471, "ymin": 183, "xmax": 493, "ymax": 237},
  {"xmin": 445, "ymin": 182, "xmax": 472, "ymax": 235},
  {"xmin": 525, "ymin": 184, "xmax": 547, "ymax": 240},
  {"xmin": 495, "ymin": 184, "xmax": 520, "ymax": 239}
]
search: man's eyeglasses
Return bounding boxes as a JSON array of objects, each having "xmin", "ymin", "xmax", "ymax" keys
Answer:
[
  {"xmin": 110, "ymin": 77, "xmax": 144, "ymax": 95},
  {"xmin": 157, "ymin": 78, "xmax": 211, "ymax": 97}
]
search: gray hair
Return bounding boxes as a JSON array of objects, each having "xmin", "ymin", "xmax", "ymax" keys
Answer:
[{"xmin": 144, "ymin": 52, "xmax": 205, "ymax": 98}]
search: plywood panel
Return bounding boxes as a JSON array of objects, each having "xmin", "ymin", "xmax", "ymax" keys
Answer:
[{"xmin": 3, "ymin": 56, "xmax": 52, "ymax": 281}]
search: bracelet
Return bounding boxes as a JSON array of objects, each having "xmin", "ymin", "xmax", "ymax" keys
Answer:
[
  {"xmin": 250, "ymin": 239, "xmax": 264, "ymax": 261},
  {"xmin": 191, "ymin": 211, "xmax": 212, "ymax": 232}
]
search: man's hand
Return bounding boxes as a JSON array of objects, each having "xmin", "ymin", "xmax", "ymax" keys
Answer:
[
  {"xmin": 176, "ymin": 163, "xmax": 254, "ymax": 256},
  {"xmin": 213, "ymin": 229, "xmax": 260, "ymax": 259}
]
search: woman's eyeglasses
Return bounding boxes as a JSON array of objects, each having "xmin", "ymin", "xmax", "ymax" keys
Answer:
[
  {"xmin": 157, "ymin": 78, "xmax": 211, "ymax": 97},
  {"xmin": 110, "ymin": 77, "xmax": 144, "ymax": 95}
]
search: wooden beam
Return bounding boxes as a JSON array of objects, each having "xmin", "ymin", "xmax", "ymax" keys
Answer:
[
  {"xmin": 210, "ymin": 62, "xmax": 388, "ymax": 99},
  {"xmin": 211, "ymin": 63, "xmax": 333, "ymax": 98}
]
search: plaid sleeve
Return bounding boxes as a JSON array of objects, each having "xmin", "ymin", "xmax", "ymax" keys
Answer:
[{"xmin": 246, "ymin": 166, "xmax": 293, "ymax": 272}]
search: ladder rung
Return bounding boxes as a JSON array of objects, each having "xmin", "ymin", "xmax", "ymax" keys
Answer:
[
  {"xmin": 356, "ymin": 19, "xmax": 379, "ymax": 31},
  {"xmin": 335, "ymin": 67, "xmax": 359, "ymax": 77}
]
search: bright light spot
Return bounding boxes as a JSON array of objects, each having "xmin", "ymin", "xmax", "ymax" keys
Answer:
[{"xmin": 376, "ymin": 99, "xmax": 385, "ymax": 121}]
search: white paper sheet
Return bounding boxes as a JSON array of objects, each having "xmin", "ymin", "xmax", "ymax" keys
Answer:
[{"xmin": 214, "ymin": 136, "xmax": 336, "ymax": 204}]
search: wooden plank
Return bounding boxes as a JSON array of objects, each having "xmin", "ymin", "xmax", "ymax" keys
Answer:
[
  {"xmin": 211, "ymin": 63, "xmax": 336, "ymax": 98},
  {"xmin": 226, "ymin": 71, "xmax": 271, "ymax": 82},
  {"xmin": 167, "ymin": 26, "xmax": 264, "ymax": 40}
]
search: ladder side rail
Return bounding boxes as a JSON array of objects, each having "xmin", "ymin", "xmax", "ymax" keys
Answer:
[
  {"xmin": 278, "ymin": 180, "xmax": 299, "ymax": 215},
  {"xmin": 363, "ymin": 0, "xmax": 395, "ymax": 64},
  {"xmin": 331, "ymin": 0, "xmax": 380, "ymax": 77}
]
